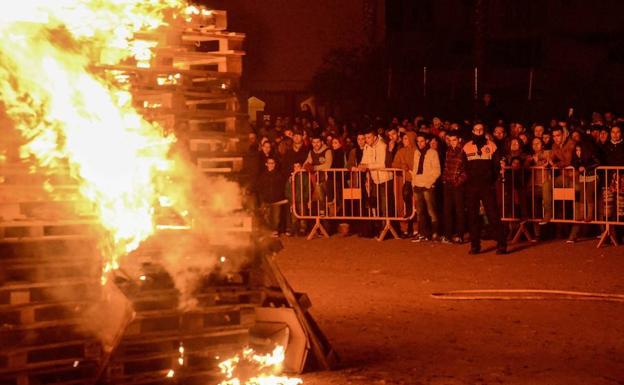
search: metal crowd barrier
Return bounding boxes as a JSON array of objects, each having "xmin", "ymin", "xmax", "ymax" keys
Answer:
[
  {"xmin": 500, "ymin": 166, "xmax": 623, "ymax": 247},
  {"xmin": 290, "ymin": 168, "xmax": 416, "ymax": 241}
]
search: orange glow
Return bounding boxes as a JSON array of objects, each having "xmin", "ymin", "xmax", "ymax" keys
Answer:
[
  {"xmin": 0, "ymin": 0, "xmax": 214, "ymax": 279},
  {"xmin": 218, "ymin": 346, "xmax": 303, "ymax": 385}
]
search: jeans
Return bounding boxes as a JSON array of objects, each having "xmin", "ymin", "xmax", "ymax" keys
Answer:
[
  {"xmin": 370, "ymin": 180, "xmax": 395, "ymax": 218},
  {"xmin": 443, "ymin": 184, "xmax": 465, "ymax": 238},
  {"xmin": 569, "ymin": 179, "xmax": 596, "ymax": 240},
  {"xmin": 262, "ymin": 203, "xmax": 282, "ymax": 231},
  {"xmin": 414, "ymin": 186, "xmax": 438, "ymax": 237}
]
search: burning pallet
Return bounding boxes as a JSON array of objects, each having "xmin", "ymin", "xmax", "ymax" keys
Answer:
[
  {"xmin": 0, "ymin": 3, "xmax": 335, "ymax": 385},
  {"xmin": 0, "ymin": 227, "xmax": 105, "ymax": 385}
]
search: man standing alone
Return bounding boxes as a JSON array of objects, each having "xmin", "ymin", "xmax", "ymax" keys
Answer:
[{"xmin": 463, "ymin": 123, "xmax": 507, "ymax": 254}]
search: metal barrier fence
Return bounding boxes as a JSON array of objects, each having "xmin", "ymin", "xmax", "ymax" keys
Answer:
[
  {"xmin": 500, "ymin": 166, "xmax": 624, "ymax": 247},
  {"xmin": 290, "ymin": 168, "xmax": 416, "ymax": 241}
]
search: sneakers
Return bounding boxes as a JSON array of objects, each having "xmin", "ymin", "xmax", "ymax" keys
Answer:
[
  {"xmin": 566, "ymin": 238, "xmax": 576, "ymax": 244},
  {"xmin": 439, "ymin": 236, "xmax": 452, "ymax": 244},
  {"xmin": 452, "ymin": 236, "xmax": 463, "ymax": 244},
  {"xmin": 411, "ymin": 234, "xmax": 429, "ymax": 242},
  {"xmin": 271, "ymin": 231, "xmax": 279, "ymax": 238},
  {"xmin": 538, "ymin": 218, "xmax": 551, "ymax": 225}
]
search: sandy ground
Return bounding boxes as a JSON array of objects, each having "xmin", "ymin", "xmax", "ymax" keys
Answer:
[{"xmin": 274, "ymin": 236, "xmax": 624, "ymax": 385}]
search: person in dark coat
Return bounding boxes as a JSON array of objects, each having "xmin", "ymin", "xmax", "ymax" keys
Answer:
[
  {"xmin": 258, "ymin": 158, "xmax": 286, "ymax": 236},
  {"xmin": 603, "ymin": 125, "xmax": 624, "ymax": 166}
]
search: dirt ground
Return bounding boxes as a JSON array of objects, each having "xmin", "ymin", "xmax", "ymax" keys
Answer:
[{"xmin": 275, "ymin": 235, "xmax": 624, "ymax": 385}]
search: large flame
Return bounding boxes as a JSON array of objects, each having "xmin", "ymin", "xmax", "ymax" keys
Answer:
[
  {"xmin": 0, "ymin": 0, "xmax": 192, "ymax": 272},
  {"xmin": 218, "ymin": 346, "xmax": 303, "ymax": 385}
]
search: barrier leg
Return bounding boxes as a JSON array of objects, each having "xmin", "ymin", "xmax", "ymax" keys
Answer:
[
  {"xmin": 307, "ymin": 217, "xmax": 329, "ymax": 240},
  {"xmin": 511, "ymin": 220, "xmax": 534, "ymax": 243},
  {"xmin": 597, "ymin": 224, "xmax": 619, "ymax": 248},
  {"xmin": 377, "ymin": 219, "xmax": 400, "ymax": 241}
]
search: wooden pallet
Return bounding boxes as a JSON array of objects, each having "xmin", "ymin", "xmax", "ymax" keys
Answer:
[
  {"xmin": 0, "ymin": 300, "xmax": 95, "ymax": 327},
  {"xmin": 123, "ymin": 47, "xmax": 243, "ymax": 74},
  {"xmin": 123, "ymin": 305, "xmax": 255, "ymax": 337},
  {"xmin": 0, "ymin": 236, "xmax": 98, "ymax": 263},
  {"xmin": 188, "ymin": 135, "xmax": 242, "ymax": 155},
  {"xmin": 0, "ymin": 278, "xmax": 101, "ymax": 306},
  {"xmin": 181, "ymin": 31, "xmax": 245, "ymax": 52},
  {"xmin": 0, "ymin": 199, "xmax": 92, "ymax": 222},
  {"xmin": 262, "ymin": 289, "xmax": 312, "ymax": 312},
  {"xmin": 147, "ymin": 113, "xmax": 240, "ymax": 134},
  {"xmin": 105, "ymin": 348, "xmax": 239, "ymax": 381},
  {"xmin": 114, "ymin": 328, "xmax": 248, "ymax": 360},
  {"xmin": 101, "ymin": 64, "xmax": 241, "ymax": 90},
  {"xmin": 0, "ymin": 361, "xmax": 98, "ymax": 385},
  {"xmin": 0, "ymin": 220, "xmax": 98, "ymax": 242},
  {"xmin": 0, "ymin": 339, "xmax": 101, "ymax": 373},
  {"xmin": 135, "ymin": 90, "xmax": 238, "ymax": 113},
  {"xmin": 0, "ymin": 318, "xmax": 97, "ymax": 350},
  {"xmin": 1, "ymin": 259, "xmax": 100, "ymax": 284},
  {"xmin": 173, "ymin": 9, "xmax": 228, "ymax": 32},
  {"xmin": 0, "ymin": 166, "xmax": 76, "ymax": 186},
  {"xmin": 170, "ymin": 51, "xmax": 243, "ymax": 74},
  {"xmin": 123, "ymin": 286, "xmax": 263, "ymax": 312},
  {"xmin": 195, "ymin": 288, "xmax": 263, "ymax": 307},
  {"xmin": 196, "ymin": 156, "xmax": 243, "ymax": 174},
  {"xmin": 135, "ymin": 28, "xmax": 243, "ymax": 49},
  {"xmin": 124, "ymin": 289, "xmax": 180, "ymax": 312}
]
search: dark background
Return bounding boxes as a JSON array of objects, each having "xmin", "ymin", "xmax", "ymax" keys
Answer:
[{"xmin": 205, "ymin": 0, "xmax": 624, "ymax": 122}]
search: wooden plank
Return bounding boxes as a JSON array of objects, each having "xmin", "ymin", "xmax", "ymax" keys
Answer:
[
  {"xmin": 262, "ymin": 253, "xmax": 337, "ymax": 370},
  {"xmin": 175, "ymin": 9, "xmax": 228, "ymax": 31},
  {"xmin": 188, "ymin": 137, "xmax": 241, "ymax": 154},
  {"xmin": 99, "ymin": 64, "xmax": 241, "ymax": 79},
  {"xmin": 0, "ymin": 300, "xmax": 94, "ymax": 325},
  {"xmin": 0, "ymin": 220, "xmax": 98, "ymax": 241},
  {"xmin": 0, "ymin": 260, "xmax": 100, "ymax": 286},
  {"xmin": 123, "ymin": 306, "xmax": 256, "ymax": 337},
  {"xmin": 196, "ymin": 157, "xmax": 243, "ymax": 173},
  {"xmin": 0, "ymin": 340, "xmax": 101, "ymax": 373},
  {"xmin": 0, "ymin": 360, "xmax": 98, "ymax": 385},
  {"xmin": 0, "ymin": 278, "xmax": 100, "ymax": 306}
]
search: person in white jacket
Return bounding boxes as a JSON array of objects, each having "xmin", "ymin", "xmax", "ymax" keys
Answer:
[
  {"xmin": 411, "ymin": 133, "xmax": 441, "ymax": 241},
  {"xmin": 358, "ymin": 128, "xmax": 394, "ymax": 217}
]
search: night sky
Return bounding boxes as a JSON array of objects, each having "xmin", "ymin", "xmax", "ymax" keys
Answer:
[{"xmin": 206, "ymin": 0, "xmax": 624, "ymax": 120}]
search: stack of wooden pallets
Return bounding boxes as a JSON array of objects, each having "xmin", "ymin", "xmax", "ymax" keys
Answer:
[
  {"xmin": 106, "ymin": 8, "xmax": 248, "ymax": 178},
  {"xmin": 0, "ymin": 6, "xmax": 335, "ymax": 385},
  {"xmin": 0, "ymin": 222, "xmax": 103, "ymax": 385},
  {"xmin": 101, "ymin": 235, "xmax": 264, "ymax": 385}
]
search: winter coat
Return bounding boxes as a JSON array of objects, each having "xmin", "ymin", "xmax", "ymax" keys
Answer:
[
  {"xmin": 442, "ymin": 146, "xmax": 467, "ymax": 187},
  {"xmin": 258, "ymin": 169, "xmax": 286, "ymax": 204},
  {"xmin": 362, "ymin": 138, "xmax": 393, "ymax": 184},
  {"xmin": 411, "ymin": 148, "xmax": 441, "ymax": 189}
]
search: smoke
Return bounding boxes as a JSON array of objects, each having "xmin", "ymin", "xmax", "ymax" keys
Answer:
[{"xmin": 0, "ymin": 0, "xmax": 258, "ymax": 368}]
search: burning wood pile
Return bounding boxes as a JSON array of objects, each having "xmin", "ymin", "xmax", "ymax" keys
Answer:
[{"xmin": 0, "ymin": 1, "xmax": 333, "ymax": 385}]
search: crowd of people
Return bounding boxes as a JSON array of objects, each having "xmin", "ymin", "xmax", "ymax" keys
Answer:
[{"xmin": 243, "ymin": 100, "xmax": 624, "ymax": 253}]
